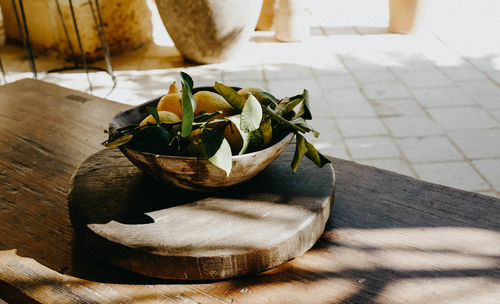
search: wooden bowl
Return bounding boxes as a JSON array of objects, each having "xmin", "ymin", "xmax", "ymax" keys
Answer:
[{"xmin": 109, "ymin": 88, "xmax": 295, "ymax": 191}]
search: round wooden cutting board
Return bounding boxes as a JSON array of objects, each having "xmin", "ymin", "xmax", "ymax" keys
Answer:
[{"xmin": 68, "ymin": 145, "xmax": 335, "ymax": 280}]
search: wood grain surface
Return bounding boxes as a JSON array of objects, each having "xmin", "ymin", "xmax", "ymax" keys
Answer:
[
  {"xmin": 1, "ymin": 79, "xmax": 499, "ymax": 303},
  {"xmin": 68, "ymin": 146, "xmax": 334, "ymax": 280}
]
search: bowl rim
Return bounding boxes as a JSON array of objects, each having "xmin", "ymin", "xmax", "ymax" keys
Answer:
[{"xmin": 122, "ymin": 132, "xmax": 295, "ymax": 161}]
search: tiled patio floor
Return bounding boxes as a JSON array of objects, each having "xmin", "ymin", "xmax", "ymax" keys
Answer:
[{"xmin": 1, "ymin": 0, "xmax": 499, "ymax": 198}]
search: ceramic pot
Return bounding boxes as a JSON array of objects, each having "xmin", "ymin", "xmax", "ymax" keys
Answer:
[
  {"xmin": 388, "ymin": 0, "xmax": 428, "ymax": 33},
  {"xmin": 155, "ymin": 0, "xmax": 263, "ymax": 63},
  {"xmin": 256, "ymin": 0, "xmax": 276, "ymax": 31}
]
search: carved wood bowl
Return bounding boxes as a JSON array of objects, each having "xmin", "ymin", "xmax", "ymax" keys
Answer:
[{"xmin": 109, "ymin": 87, "xmax": 295, "ymax": 191}]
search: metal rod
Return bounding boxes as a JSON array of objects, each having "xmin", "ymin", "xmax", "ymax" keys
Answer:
[
  {"xmin": 88, "ymin": 0, "xmax": 116, "ymax": 94},
  {"xmin": 68, "ymin": 0, "xmax": 93, "ymax": 93},
  {"xmin": 10, "ymin": 0, "xmax": 25, "ymax": 43},
  {"xmin": 17, "ymin": 0, "xmax": 37, "ymax": 79},
  {"xmin": 11, "ymin": 0, "xmax": 31, "ymax": 77},
  {"xmin": 94, "ymin": 0, "xmax": 116, "ymax": 96},
  {"xmin": 48, "ymin": 0, "xmax": 117, "ymax": 95},
  {"xmin": 0, "ymin": 56, "xmax": 7, "ymax": 84},
  {"xmin": 55, "ymin": 0, "xmax": 78, "ymax": 67},
  {"xmin": 89, "ymin": 0, "xmax": 114, "ymax": 75}
]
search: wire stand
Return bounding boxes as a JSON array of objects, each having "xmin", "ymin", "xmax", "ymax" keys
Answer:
[{"xmin": 6, "ymin": 0, "xmax": 116, "ymax": 96}]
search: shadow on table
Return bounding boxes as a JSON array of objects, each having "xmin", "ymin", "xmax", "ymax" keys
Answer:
[{"xmin": 60, "ymin": 156, "xmax": 500, "ymax": 303}]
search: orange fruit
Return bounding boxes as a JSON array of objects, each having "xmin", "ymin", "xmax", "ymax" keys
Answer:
[
  {"xmin": 168, "ymin": 82, "xmax": 179, "ymax": 94},
  {"xmin": 237, "ymin": 87, "xmax": 265, "ymax": 97},
  {"xmin": 139, "ymin": 111, "xmax": 181, "ymax": 127},
  {"xmin": 223, "ymin": 116, "xmax": 273, "ymax": 154},
  {"xmin": 157, "ymin": 92, "xmax": 183, "ymax": 117},
  {"xmin": 223, "ymin": 122, "xmax": 243, "ymax": 154},
  {"xmin": 193, "ymin": 91, "xmax": 236, "ymax": 119}
]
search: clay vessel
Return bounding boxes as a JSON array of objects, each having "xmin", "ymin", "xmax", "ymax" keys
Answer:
[{"xmin": 155, "ymin": 0, "xmax": 263, "ymax": 63}]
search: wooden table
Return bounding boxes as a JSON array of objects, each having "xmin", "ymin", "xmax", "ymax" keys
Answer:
[{"xmin": 1, "ymin": 79, "xmax": 499, "ymax": 303}]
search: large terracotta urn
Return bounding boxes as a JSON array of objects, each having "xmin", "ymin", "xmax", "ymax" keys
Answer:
[{"xmin": 155, "ymin": 0, "xmax": 263, "ymax": 63}]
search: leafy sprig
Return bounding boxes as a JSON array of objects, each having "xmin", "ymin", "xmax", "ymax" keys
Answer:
[
  {"xmin": 103, "ymin": 72, "xmax": 330, "ymax": 175},
  {"xmin": 214, "ymin": 83, "xmax": 328, "ymax": 173}
]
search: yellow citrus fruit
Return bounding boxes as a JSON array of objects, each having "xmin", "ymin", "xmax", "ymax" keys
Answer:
[
  {"xmin": 193, "ymin": 91, "xmax": 236, "ymax": 119},
  {"xmin": 223, "ymin": 117, "xmax": 273, "ymax": 154},
  {"xmin": 139, "ymin": 111, "xmax": 181, "ymax": 127},
  {"xmin": 157, "ymin": 92, "xmax": 183, "ymax": 117},
  {"xmin": 237, "ymin": 87, "xmax": 265, "ymax": 97},
  {"xmin": 223, "ymin": 122, "xmax": 243, "ymax": 154},
  {"xmin": 168, "ymin": 82, "xmax": 179, "ymax": 94},
  {"xmin": 237, "ymin": 87, "xmax": 268, "ymax": 101}
]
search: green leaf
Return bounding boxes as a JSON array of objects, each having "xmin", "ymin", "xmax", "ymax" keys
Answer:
[
  {"xmin": 294, "ymin": 89, "xmax": 312, "ymax": 120},
  {"xmin": 291, "ymin": 134, "xmax": 308, "ymax": 173},
  {"xmin": 228, "ymin": 115, "xmax": 265, "ymax": 155},
  {"xmin": 179, "ymin": 129, "xmax": 203, "ymax": 157},
  {"xmin": 259, "ymin": 91, "xmax": 278, "ymax": 104},
  {"xmin": 109, "ymin": 124, "xmax": 139, "ymax": 136},
  {"xmin": 304, "ymin": 140, "xmax": 330, "ymax": 169},
  {"xmin": 103, "ymin": 134, "xmax": 134, "ymax": 148},
  {"xmin": 291, "ymin": 134, "xmax": 331, "ymax": 173},
  {"xmin": 103, "ymin": 124, "xmax": 142, "ymax": 148},
  {"xmin": 180, "ymin": 71, "xmax": 193, "ymax": 89},
  {"xmin": 275, "ymin": 97, "xmax": 290, "ymax": 115},
  {"xmin": 199, "ymin": 128, "xmax": 223, "ymax": 157},
  {"xmin": 201, "ymin": 129, "xmax": 232, "ymax": 176},
  {"xmin": 194, "ymin": 111, "xmax": 222, "ymax": 122},
  {"xmin": 127, "ymin": 126, "xmax": 175, "ymax": 154},
  {"xmin": 290, "ymin": 117, "xmax": 320, "ymax": 137},
  {"xmin": 240, "ymin": 94, "xmax": 262, "ymax": 133},
  {"xmin": 276, "ymin": 96, "xmax": 303, "ymax": 117},
  {"xmin": 146, "ymin": 106, "xmax": 160, "ymax": 125},
  {"xmin": 209, "ymin": 139, "xmax": 232, "ymax": 177},
  {"xmin": 250, "ymin": 91, "xmax": 278, "ymax": 108},
  {"xmin": 262, "ymin": 106, "xmax": 307, "ymax": 133},
  {"xmin": 214, "ymin": 82, "xmax": 246, "ymax": 111},
  {"xmin": 260, "ymin": 117, "xmax": 273, "ymax": 147},
  {"xmin": 180, "ymin": 72, "xmax": 197, "ymax": 137},
  {"xmin": 241, "ymin": 128, "xmax": 265, "ymax": 154}
]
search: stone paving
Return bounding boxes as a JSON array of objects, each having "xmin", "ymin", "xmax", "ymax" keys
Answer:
[{"xmin": 1, "ymin": 0, "xmax": 499, "ymax": 198}]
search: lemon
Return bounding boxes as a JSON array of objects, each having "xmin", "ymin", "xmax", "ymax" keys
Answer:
[
  {"xmin": 237, "ymin": 87, "xmax": 277, "ymax": 108},
  {"xmin": 139, "ymin": 111, "xmax": 181, "ymax": 127},
  {"xmin": 193, "ymin": 91, "xmax": 236, "ymax": 119},
  {"xmin": 237, "ymin": 87, "xmax": 266, "ymax": 100},
  {"xmin": 223, "ymin": 122, "xmax": 244, "ymax": 154},
  {"xmin": 157, "ymin": 92, "xmax": 183, "ymax": 117},
  {"xmin": 237, "ymin": 87, "xmax": 265, "ymax": 97},
  {"xmin": 168, "ymin": 81, "xmax": 179, "ymax": 94},
  {"xmin": 223, "ymin": 116, "xmax": 273, "ymax": 154}
]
